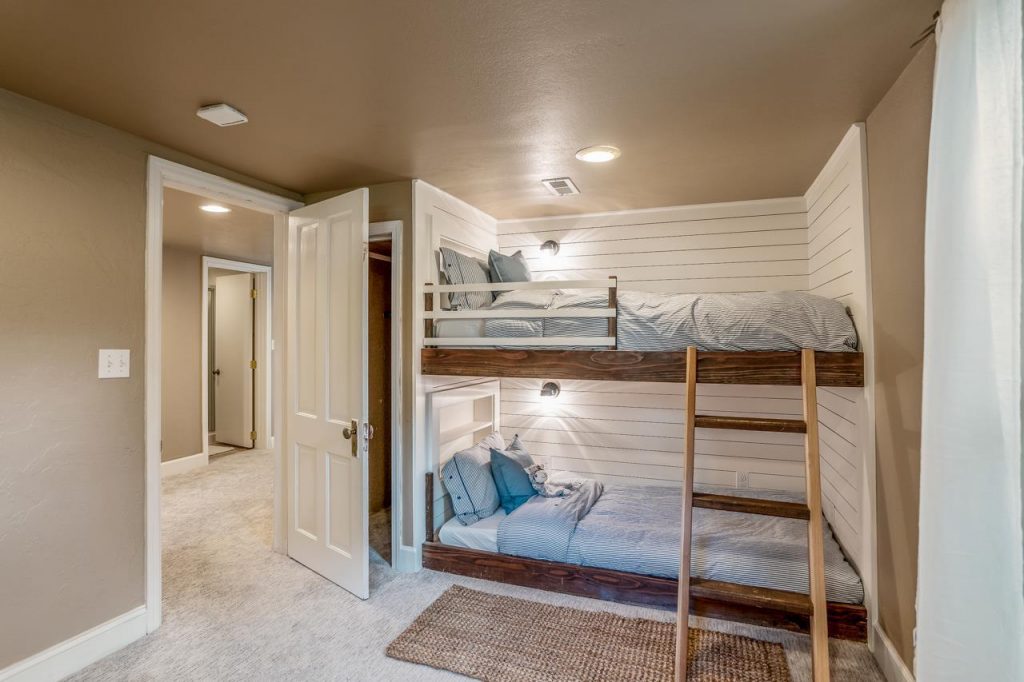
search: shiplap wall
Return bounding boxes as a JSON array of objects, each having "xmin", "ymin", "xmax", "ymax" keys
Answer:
[
  {"xmin": 496, "ymin": 197, "xmax": 811, "ymax": 495},
  {"xmin": 494, "ymin": 129, "xmax": 872, "ymax": 569},
  {"xmin": 802, "ymin": 125, "xmax": 873, "ymax": 570}
]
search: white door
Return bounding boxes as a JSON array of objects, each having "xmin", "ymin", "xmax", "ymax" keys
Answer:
[
  {"xmin": 286, "ymin": 188, "xmax": 370, "ymax": 598},
  {"xmin": 214, "ymin": 273, "xmax": 255, "ymax": 448}
]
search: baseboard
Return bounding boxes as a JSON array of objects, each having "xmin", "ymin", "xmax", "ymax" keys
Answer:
[
  {"xmin": 872, "ymin": 624, "xmax": 914, "ymax": 682},
  {"xmin": 395, "ymin": 544, "xmax": 420, "ymax": 573},
  {"xmin": 161, "ymin": 451, "xmax": 207, "ymax": 478},
  {"xmin": 0, "ymin": 606, "xmax": 146, "ymax": 682}
]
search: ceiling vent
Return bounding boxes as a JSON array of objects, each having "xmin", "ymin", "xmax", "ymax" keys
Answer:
[
  {"xmin": 541, "ymin": 177, "xmax": 580, "ymax": 197},
  {"xmin": 196, "ymin": 103, "xmax": 248, "ymax": 127}
]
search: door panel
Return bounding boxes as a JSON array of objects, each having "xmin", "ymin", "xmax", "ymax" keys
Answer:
[
  {"xmin": 285, "ymin": 188, "xmax": 369, "ymax": 599},
  {"xmin": 214, "ymin": 273, "xmax": 254, "ymax": 447}
]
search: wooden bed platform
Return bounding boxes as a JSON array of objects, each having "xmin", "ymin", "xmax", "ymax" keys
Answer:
[
  {"xmin": 421, "ymin": 541, "xmax": 867, "ymax": 642},
  {"xmin": 421, "ymin": 348, "xmax": 864, "ymax": 386}
]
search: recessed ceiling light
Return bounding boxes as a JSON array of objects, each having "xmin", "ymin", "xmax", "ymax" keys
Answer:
[
  {"xmin": 200, "ymin": 204, "xmax": 231, "ymax": 214},
  {"xmin": 196, "ymin": 103, "xmax": 248, "ymax": 127},
  {"xmin": 575, "ymin": 145, "xmax": 621, "ymax": 163}
]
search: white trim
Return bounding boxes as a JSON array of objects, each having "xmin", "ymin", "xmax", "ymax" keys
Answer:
[
  {"xmin": 145, "ymin": 156, "xmax": 302, "ymax": 634},
  {"xmin": 424, "ymin": 336, "xmax": 615, "ymax": 347},
  {"xmin": 200, "ymin": 257, "xmax": 273, "ymax": 457},
  {"xmin": 0, "ymin": 606, "xmax": 147, "ymax": 682},
  {"xmin": 872, "ymin": 624, "xmax": 915, "ymax": 682},
  {"xmin": 395, "ymin": 544, "xmax": 419, "ymax": 572},
  {"xmin": 160, "ymin": 451, "xmax": 207, "ymax": 478},
  {"xmin": 369, "ymin": 220, "xmax": 406, "ymax": 571},
  {"xmin": 424, "ymin": 279, "xmax": 614, "ymax": 293},
  {"xmin": 496, "ymin": 195, "xmax": 806, "ymax": 226},
  {"xmin": 426, "ymin": 308, "xmax": 614, "ymax": 320}
]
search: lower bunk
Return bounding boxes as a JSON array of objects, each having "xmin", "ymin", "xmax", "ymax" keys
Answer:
[{"xmin": 423, "ymin": 471, "xmax": 868, "ymax": 642}]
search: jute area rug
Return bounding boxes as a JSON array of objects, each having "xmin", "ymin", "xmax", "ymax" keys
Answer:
[{"xmin": 387, "ymin": 586, "xmax": 791, "ymax": 682}]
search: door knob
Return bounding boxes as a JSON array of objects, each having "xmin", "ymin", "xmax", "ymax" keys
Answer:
[{"xmin": 342, "ymin": 419, "xmax": 358, "ymax": 457}]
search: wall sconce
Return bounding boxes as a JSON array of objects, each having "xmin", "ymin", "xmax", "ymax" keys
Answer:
[
  {"xmin": 539, "ymin": 240, "xmax": 560, "ymax": 257},
  {"xmin": 540, "ymin": 381, "xmax": 561, "ymax": 399}
]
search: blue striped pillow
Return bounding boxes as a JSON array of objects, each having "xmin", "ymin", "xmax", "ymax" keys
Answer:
[
  {"xmin": 440, "ymin": 432, "xmax": 505, "ymax": 525},
  {"xmin": 440, "ymin": 247, "xmax": 493, "ymax": 310}
]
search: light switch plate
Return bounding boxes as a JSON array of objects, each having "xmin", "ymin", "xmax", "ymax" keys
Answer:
[{"xmin": 98, "ymin": 349, "xmax": 130, "ymax": 378}]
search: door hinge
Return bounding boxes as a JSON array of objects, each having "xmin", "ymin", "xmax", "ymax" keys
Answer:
[
  {"xmin": 250, "ymin": 359, "xmax": 257, "ymax": 369},
  {"xmin": 251, "ymin": 288, "xmax": 257, "ymax": 299},
  {"xmin": 250, "ymin": 431, "xmax": 257, "ymax": 441}
]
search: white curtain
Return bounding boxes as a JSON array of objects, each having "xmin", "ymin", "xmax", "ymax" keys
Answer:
[{"xmin": 917, "ymin": 0, "xmax": 1023, "ymax": 679}]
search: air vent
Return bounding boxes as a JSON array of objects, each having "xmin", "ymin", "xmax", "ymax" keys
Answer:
[
  {"xmin": 196, "ymin": 103, "xmax": 248, "ymax": 127},
  {"xmin": 541, "ymin": 177, "xmax": 580, "ymax": 197}
]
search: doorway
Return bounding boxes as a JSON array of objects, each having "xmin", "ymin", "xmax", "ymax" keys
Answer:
[
  {"xmin": 368, "ymin": 238, "xmax": 393, "ymax": 563},
  {"xmin": 202, "ymin": 258, "xmax": 273, "ymax": 458}
]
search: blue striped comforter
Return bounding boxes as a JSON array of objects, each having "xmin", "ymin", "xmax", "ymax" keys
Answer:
[{"xmin": 495, "ymin": 482, "xmax": 864, "ymax": 604}]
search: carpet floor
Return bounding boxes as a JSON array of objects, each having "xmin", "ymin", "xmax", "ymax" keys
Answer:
[{"xmin": 69, "ymin": 449, "xmax": 884, "ymax": 682}]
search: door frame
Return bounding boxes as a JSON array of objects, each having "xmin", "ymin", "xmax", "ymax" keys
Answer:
[
  {"xmin": 145, "ymin": 157, "xmax": 302, "ymax": 633},
  {"xmin": 368, "ymin": 220, "xmax": 404, "ymax": 569},
  {"xmin": 201, "ymin": 257, "xmax": 273, "ymax": 458}
]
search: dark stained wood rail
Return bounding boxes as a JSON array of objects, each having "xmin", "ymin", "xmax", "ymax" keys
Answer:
[
  {"xmin": 420, "ymin": 349, "xmax": 864, "ymax": 387},
  {"xmin": 421, "ymin": 541, "xmax": 867, "ymax": 641},
  {"xmin": 692, "ymin": 492, "xmax": 811, "ymax": 519},
  {"xmin": 694, "ymin": 415, "xmax": 807, "ymax": 433}
]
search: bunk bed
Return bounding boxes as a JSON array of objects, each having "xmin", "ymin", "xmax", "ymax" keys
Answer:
[{"xmin": 417, "ymin": 253, "xmax": 867, "ymax": 680}]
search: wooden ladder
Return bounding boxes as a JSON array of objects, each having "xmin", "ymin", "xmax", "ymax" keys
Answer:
[{"xmin": 675, "ymin": 347, "xmax": 830, "ymax": 681}]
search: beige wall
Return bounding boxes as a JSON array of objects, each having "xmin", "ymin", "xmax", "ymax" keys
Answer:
[
  {"xmin": 865, "ymin": 39, "xmax": 935, "ymax": 668},
  {"xmin": 0, "ymin": 87, "xmax": 295, "ymax": 669},
  {"xmin": 161, "ymin": 246, "xmax": 204, "ymax": 461}
]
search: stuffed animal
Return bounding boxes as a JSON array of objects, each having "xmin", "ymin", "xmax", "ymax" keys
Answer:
[{"xmin": 525, "ymin": 463, "xmax": 581, "ymax": 498}]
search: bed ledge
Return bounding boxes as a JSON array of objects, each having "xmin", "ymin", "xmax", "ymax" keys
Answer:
[{"xmin": 420, "ymin": 348, "xmax": 864, "ymax": 387}]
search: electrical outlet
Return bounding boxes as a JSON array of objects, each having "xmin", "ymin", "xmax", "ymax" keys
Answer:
[{"xmin": 98, "ymin": 349, "xmax": 130, "ymax": 378}]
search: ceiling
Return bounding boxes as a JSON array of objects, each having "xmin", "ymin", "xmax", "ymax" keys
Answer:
[
  {"xmin": 0, "ymin": 1, "xmax": 939, "ymax": 219},
  {"xmin": 163, "ymin": 188, "xmax": 275, "ymax": 264}
]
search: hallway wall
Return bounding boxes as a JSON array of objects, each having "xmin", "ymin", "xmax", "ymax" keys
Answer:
[{"xmin": 0, "ymin": 87, "xmax": 297, "ymax": 671}]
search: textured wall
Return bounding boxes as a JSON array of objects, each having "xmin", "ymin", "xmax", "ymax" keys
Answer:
[
  {"xmin": 0, "ymin": 87, "xmax": 295, "ymax": 669},
  {"xmin": 865, "ymin": 39, "xmax": 935, "ymax": 668},
  {"xmin": 161, "ymin": 246, "xmax": 203, "ymax": 462}
]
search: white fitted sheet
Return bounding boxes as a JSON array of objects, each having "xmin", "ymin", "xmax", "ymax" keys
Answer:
[{"xmin": 438, "ymin": 508, "xmax": 506, "ymax": 552}]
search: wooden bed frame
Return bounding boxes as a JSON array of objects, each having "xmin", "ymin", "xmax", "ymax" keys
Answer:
[
  {"xmin": 419, "ymin": 346, "xmax": 867, "ymax": 651},
  {"xmin": 422, "ymin": 473, "xmax": 867, "ymax": 642},
  {"xmin": 421, "ymin": 348, "xmax": 864, "ymax": 386}
]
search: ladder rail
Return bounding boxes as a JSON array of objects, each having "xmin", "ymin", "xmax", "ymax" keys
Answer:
[
  {"xmin": 802, "ymin": 348, "xmax": 831, "ymax": 681},
  {"xmin": 675, "ymin": 347, "xmax": 698, "ymax": 681}
]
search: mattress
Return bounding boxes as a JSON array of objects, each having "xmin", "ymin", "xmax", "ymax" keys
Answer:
[
  {"xmin": 433, "ymin": 317, "xmax": 486, "ymax": 338},
  {"xmin": 438, "ymin": 483, "xmax": 864, "ymax": 604},
  {"xmin": 439, "ymin": 508, "xmax": 505, "ymax": 552}
]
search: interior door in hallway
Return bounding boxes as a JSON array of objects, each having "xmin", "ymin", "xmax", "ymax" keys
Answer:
[
  {"xmin": 213, "ymin": 272, "xmax": 255, "ymax": 448},
  {"xmin": 285, "ymin": 188, "xmax": 370, "ymax": 599}
]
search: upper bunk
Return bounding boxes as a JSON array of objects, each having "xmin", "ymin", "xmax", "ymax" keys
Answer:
[{"xmin": 420, "ymin": 276, "xmax": 864, "ymax": 387}]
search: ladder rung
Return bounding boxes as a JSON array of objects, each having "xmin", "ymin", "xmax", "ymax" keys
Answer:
[
  {"xmin": 694, "ymin": 415, "xmax": 807, "ymax": 433},
  {"xmin": 689, "ymin": 578, "xmax": 813, "ymax": 616},
  {"xmin": 692, "ymin": 492, "xmax": 810, "ymax": 519}
]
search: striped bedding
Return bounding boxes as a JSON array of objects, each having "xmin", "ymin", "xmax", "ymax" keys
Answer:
[
  {"xmin": 493, "ymin": 481, "xmax": 864, "ymax": 604},
  {"xmin": 481, "ymin": 289, "xmax": 858, "ymax": 351}
]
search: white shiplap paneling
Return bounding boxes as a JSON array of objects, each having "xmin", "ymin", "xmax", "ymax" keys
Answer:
[{"xmin": 496, "ymin": 197, "xmax": 814, "ymax": 497}]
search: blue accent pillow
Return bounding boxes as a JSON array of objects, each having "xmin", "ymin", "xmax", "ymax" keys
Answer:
[
  {"xmin": 490, "ymin": 437, "xmax": 536, "ymax": 513},
  {"xmin": 488, "ymin": 249, "xmax": 532, "ymax": 284}
]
